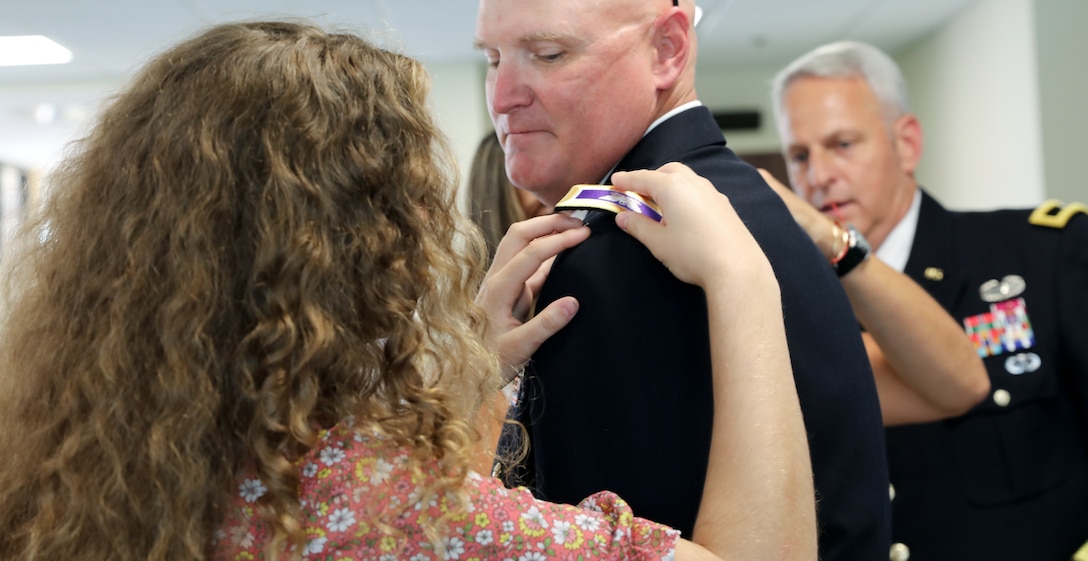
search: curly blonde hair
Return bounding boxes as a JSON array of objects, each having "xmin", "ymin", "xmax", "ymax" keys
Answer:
[{"xmin": 0, "ymin": 20, "xmax": 497, "ymax": 561}]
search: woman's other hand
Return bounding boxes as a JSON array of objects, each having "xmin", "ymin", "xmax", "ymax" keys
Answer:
[{"xmin": 476, "ymin": 213, "xmax": 589, "ymax": 384}]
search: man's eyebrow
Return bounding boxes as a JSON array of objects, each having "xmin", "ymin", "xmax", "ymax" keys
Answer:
[
  {"xmin": 472, "ymin": 31, "xmax": 571, "ymax": 51},
  {"xmin": 521, "ymin": 31, "xmax": 567, "ymax": 42}
]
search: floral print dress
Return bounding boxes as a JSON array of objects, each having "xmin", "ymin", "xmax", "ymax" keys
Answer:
[{"xmin": 211, "ymin": 422, "xmax": 678, "ymax": 560}]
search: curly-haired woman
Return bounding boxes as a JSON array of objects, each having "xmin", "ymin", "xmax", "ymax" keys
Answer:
[{"xmin": 0, "ymin": 21, "xmax": 813, "ymax": 561}]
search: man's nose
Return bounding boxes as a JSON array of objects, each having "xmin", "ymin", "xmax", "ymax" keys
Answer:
[
  {"xmin": 806, "ymin": 149, "xmax": 835, "ymax": 195},
  {"xmin": 488, "ymin": 62, "xmax": 531, "ymax": 115}
]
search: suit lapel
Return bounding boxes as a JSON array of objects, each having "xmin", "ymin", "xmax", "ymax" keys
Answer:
[{"xmin": 904, "ymin": 191, "xmax": 968, "ymax": 310}]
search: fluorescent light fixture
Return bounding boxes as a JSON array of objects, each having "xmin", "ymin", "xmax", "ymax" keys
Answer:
[{"xmin": 0, "ymin": 35, "xmax": 73, "ymax": 67}]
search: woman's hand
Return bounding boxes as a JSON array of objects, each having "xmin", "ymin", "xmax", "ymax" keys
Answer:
[
  {"xmin": 612, "ymin": 162, "xmax": 775, "ymax": 293},
  {"xmin": 476, "ymin": 213, "xmax": 589, "ymax": 384}
]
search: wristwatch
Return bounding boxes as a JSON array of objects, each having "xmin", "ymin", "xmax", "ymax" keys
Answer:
[{"xmin": 832, "ymin": 224, "xmax": 871, "ymax": 277}]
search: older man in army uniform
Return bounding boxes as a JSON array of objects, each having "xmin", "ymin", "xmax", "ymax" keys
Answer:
[{"xmin": 771, "ymin": 40, "xmax": 1088, "ymax": 561}]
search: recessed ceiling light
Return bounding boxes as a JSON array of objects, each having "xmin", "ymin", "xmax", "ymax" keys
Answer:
[{"xmin": 0, "ymin": 35, "xmax": 73, "ymax": 67}]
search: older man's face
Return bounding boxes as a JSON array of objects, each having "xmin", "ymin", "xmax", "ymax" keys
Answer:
[{"xmin": 779, "ymin": 75, "xmax": 920, "ymax": 249}]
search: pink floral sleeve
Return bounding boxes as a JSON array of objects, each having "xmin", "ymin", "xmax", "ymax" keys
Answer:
[{"xmin": 212, "ymin": 422, "xmax": 679, "ymax": 560}]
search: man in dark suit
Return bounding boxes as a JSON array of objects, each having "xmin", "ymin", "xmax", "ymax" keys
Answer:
[
  {"xmin": 770, "ymin": 40, "xmax": 1088, "ymax": 561},
  {"xmin": 474, "ymin": 1, "xmax": 891, "ymax": 559}
]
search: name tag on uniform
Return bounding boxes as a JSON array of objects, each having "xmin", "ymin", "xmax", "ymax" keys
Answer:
[{"xmin": 554, "ymin": 184, "xmax": 663, "ymax": 222}]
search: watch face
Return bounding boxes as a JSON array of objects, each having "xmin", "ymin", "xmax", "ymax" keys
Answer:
[{"xmin": 835, "ymin": 225, "xmax": 871, "ymax": 277}]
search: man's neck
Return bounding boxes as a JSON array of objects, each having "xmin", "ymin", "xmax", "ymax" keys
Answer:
[{"xmin": 593, "ymin": 100, "xmax": 703, "ymax": 186}]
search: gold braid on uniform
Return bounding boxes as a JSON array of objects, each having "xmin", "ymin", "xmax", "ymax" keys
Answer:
[{"xmin": 1028, "ymin": 199, "xmax": 1088, "ymax": 229}]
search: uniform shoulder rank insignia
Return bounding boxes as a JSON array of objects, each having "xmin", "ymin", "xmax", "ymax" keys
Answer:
[
  {"xmin": 1028, "ymin": 199, "xmax": 1088, "ymax": 229},
  {"xmin": 1075, "ymin": 539, "xmax": 1088, "ymax": 561}
]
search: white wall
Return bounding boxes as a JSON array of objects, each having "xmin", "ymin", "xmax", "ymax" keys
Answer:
[
  {"xmin": 424, "ymin": 59, "xmax": 491, "ymax": 211},
  {"xmin": 695, "ymin": 0, "xmax": 1061, "ymax": 212},
  {"xmin": 2, "ymin": 60, "xmax": 493, "ymax": 212},
  {"xmin": 898, "ymin": 0, "xmax": 1044, "ymax": 210},
  {"xmin": 1033, "ymin": 0, "xmax": 1088, "ymax": 205}
]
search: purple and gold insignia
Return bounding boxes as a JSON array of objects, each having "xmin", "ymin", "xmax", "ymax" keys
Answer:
[
  {"xmin": 555, "ymin": 184, "xmax": 663, "ymax": 222},
  {"xmin": 963, "ymin": 297, "xmax": 1035, "ymax": 358}
]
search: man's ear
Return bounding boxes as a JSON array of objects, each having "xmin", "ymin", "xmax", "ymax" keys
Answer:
[
  {"xmin": 652, "ymin": 9, "xmax": 691, "ymax": 89},
  {"xmin": 894, "ymin": 113, "xmax": 924, "ymax": 176}
]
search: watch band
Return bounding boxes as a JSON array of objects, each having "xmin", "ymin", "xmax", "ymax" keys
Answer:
[{"xmin": 832, "ymin": 224, "xmax": 871, "ymax": 277}]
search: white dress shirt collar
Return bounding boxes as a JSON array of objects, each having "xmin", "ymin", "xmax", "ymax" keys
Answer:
[
  {"xmin": 875, "ymin": 189, "xmax": 922, "ymax": 273},
  {"xmin": 646, "ymin": 100, "xmax": 703, "ymax": 136}
]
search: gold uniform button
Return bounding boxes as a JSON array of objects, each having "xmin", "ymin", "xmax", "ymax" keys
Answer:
[
  {"xmin": 890, "ymin": 542, "xmax": 911, "ymax": 561},
  {"xmin": 993, "ymin": 389, "xmax": 1012, "ymax": 407},
  {"xmin": 889, "ymin": 483, "xmax": 896, "ymax": 501}
]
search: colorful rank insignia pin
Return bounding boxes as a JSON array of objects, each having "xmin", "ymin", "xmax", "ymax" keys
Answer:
[
  {"xmin": 554, "ymin": 184, "xmax": 663, "ymax": 222},
  {"xmin": 963, "ymin": 297, "xmax": 1036, "ymax": 358}
]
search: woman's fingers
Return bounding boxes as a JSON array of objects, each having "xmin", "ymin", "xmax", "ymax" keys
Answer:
[
  {"xmin": 496, "ymin": 296, "xmax": 579, "ymax": 384},
  {"xmin": 488, "ymin": 213, "xmax": 585, "ymax": 280},
  {"xmin": 478, "ymin": 213, "xmax": 589, "ymax": 381},
  {"xmin": 481, "ymin": 225, "xmax": 587, "ymax": 319}
]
